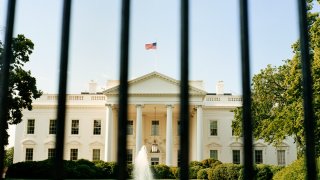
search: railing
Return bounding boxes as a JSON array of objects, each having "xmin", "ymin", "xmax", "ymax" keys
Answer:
[{"xmin": 0, "ymin": 0, "xmax": 317, "ymax": 179}]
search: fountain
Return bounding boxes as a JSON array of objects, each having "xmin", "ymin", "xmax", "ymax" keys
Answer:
[{"xmin": 134, "ymin": 145, "xmax": 154, "ymax": 180}]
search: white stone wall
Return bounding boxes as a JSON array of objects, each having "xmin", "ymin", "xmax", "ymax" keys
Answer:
[{"xmin": 13, "ymin": 74, "xmax": 297, "ymax": 166}]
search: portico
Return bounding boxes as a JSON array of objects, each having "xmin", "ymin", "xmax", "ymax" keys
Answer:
[{"xmin": 103, "ymin": 72, "xmax": 206, "ymax": 165}]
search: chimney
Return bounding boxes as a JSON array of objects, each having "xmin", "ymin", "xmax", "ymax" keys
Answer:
[
  {"xmin": 216, "ymin": 81, "xmax": 224, "ymax": 95},
  {"xmin": 89, "ymin": 80, "xmax": 97, "ymax": 94}
]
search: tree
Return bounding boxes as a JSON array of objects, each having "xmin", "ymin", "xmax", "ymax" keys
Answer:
[
  {"xmin": 233, "ymin": 2, "xmax": 320, "ymax": 156},
  {"xmin": 4, "ymin": 147, "xmax": 13, "ymax": 167},
  {"xmin": 0, "ymin": 34, "xmax": 42, "ymax": 145}
]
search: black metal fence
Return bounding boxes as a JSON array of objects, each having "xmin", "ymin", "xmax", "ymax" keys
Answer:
[{"xmin": 0, "ymin": 0, "xmax": 317, "ymax": 179}]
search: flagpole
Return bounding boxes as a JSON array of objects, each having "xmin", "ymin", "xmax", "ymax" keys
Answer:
[
  {"xmin": 145, "ymin": 42, "xmax": 158, "ymax": 71},
  {"xmin": 155, "ymin": 41, "xmax": 158, "ymax": 71},
  {"xmin": 154, "ymin": 45, "xmax": 158, "ymax": 71}
]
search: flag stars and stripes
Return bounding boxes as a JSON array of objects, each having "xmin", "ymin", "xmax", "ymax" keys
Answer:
[{"xmin": 145, "ymin": 42, "xmax": 157, "ymax": 50}]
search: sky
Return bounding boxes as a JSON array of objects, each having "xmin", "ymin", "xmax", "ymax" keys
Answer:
[{"xmin": 1, "ymin": 0, "xmax": 318, "ymax": 147}]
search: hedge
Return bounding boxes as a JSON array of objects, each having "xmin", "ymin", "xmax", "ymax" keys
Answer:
[
  {"xmin": 201, "ymin": 158, "xmax": 222, "ymax": 168},
  {"xmin": 170, "ymin": 166, "xmax": 180, "ymax": 179},
  {"xmin": 273, "ymin": 158, "xmax": 306, "ymax": 180},
  {"xmin": 7, "ymin": 158, "xmax": 294, "ymax": 179},
  {"xmin": 207, "ymin": 163, "xmax": 242, "ymax": 180},
  {"xmin": 197, "ymin": 168, "xmax": 210, "ymax": 179},
  {"xmin": 6, "ymin": 159, "xmax": 113, "ymax": 179},
  {"xmin": 150, "ymin": 164, "xmax": 170, "ymax": 179}
]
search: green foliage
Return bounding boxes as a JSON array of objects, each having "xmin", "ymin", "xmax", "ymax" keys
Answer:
[
  {"xmin": 0, "ymin": 35, "xmax": 42, "ymax": 145},
  {"xmin": 197, "ymin": 168, "xmax": 210, "ymax": 179},
  {"xmin": 238, "ymin": 165, "xmax": 274, "ymax": 180},
  {"xmin": 233, "ymin": 4, "xmax": 320, "ymax": 155},
  {"xmin": 150, "ymin": 164, "xmax": 170, "ymax": 179},
  {"xmin": 268, "ymin": 165, "xmax": 284, "ymax": 175},
  {"xmin": 6, "ymin": 159, "xmax": 54, "ymax": 178},
  {"xmin": 256, "ymin": 164, "xmax": 273, "ymax": 180},
  {"xmin": 189, "ymin": 160, "xmax": 203, "ymax": 167},
  {"xmin": 93, "ymin": 160, "xmax": 118, "ymax": 178},
  {"xmin": 169, "ymin": 166, "xmax": 180, "ymax": 179},
  {"xmin": 127, "ymin": 163, "xmax": 134, "ymax": 179},
  {"xmin": 207, "ymin": 163, "xmax": 242, "ymax": 180},
  {"xmin": 189, "ymin": 165, "xmax": 203, "ymax": 179},
  {"xmin": 273, "ymin": 157, "xmax": 320, "ymax": 180},
  {"xmin": 6, "ymin": 159, "xmax": 105, "ymax": 179},
  {"xmin": 201, "ymin": 158, "xmax": 222, "ymax": 168},
  {"xmin": 4, "ymin": 147, "xmax": 14, "ymax": 167},
  {"xmin": 273, "ymin": 158, "xmax": 306, "ymax": 180}
]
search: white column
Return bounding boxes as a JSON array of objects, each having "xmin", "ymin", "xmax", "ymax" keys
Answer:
[
  {"xmin": 166, "ymin": 105, "xmax": 173, "ymax": 166},
  {"xmin": 136, "ymin": 104, "xmax": 143, "ymax": 154},
  {"xmin": 196, "ymin": 105, "xmax": 203, "ymax": 161},
  {"xmin": 105, "ymin": 104, "xmax": 113, "ymax": 161}
]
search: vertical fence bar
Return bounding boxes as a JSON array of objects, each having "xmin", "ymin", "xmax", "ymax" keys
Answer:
[
  {"xmin": 297, "ymin": 1, "xmax": 317, "ymax": 179},
  {"xmin": 179, "ymin": 0, "xmax": 189, "ymax": 179},
  {"xmin": 239, "ymin": 0, "xmax": 254, "ymax": 179},
  {"xmin": 117, "ymin": 0, "xmax": 130, "ymax": 179},
  {"xmin": 0, "ymin": 0, "xmax": 16, "ymax": 178},
  {"xmin": 54, "ymin": 0, "xmax": 72, "ymax": 179}
]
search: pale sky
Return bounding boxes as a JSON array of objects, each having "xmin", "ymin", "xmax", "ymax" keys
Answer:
[{"xmin": 1, "ymin": 0, "xmax": 318, "ymax": 147}]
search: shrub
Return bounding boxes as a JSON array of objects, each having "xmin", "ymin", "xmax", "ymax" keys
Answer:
[
  {"xmin": 6, "ymin": 160, "xmax": 54, "ymax": 178},
  {"xmin": 151, "ymin": 164, "xmax": 170, "ymax": 179},
  {"xmin": 201, "ymin": 158, "xmax": 222, "ymax": 168},
  {"xmin": 190, "ymin": 160, "xmax": 203, "ymax": 167},
  {"xmin": 256, "ymin": 164, "xmax": 273, "ymax": 180},
  {"xmin": 127, "ymin": 163, "xmax": 134, "ymax": 179},
  {"xmin": 189, "ymin": 165, "xmax": 203, "ymax": 179},
  {"xmin": 207, "ymin": 163, "xmax": 242, "ymax": 180},
  {"xmin": 268, "ymin": 165, "xmax": 283, "ymax": 175},
  {"xmin": 197, "ymin": 168, "xmax": 210, "ymax": 179},
  {"xmin": 273, "ymin": 158, "xmax": 306, "ymax": 180},
  {"xmin": 170, "ymin": 166, "xmax": 180, "ymax": 179},
  {"xmin": 7, "ymin": 159, "xmax": 114, "ymax": 179},
  {"xmin": 94, "ymin": 161, "xmax": 118, "ymax": 178}
]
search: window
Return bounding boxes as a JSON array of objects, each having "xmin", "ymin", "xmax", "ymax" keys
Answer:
[
  {"xmin": 210, "ymin": 120, "xmax": 217, "ymax": 136},
  {"xmin": 232, "ymin": 150, "xmax": 240, "ymax": 164},
  {"xmin": 49, "ymin": 119, "xmax": 56, "ymax": 134},
  {"xmin": 92, "ymin": 149, "xmax": 100, "ymax": 161},
  {"xmin": 71, "ymin": 120, "xmax": 79, "ymax": 135},
  {"xmin": 255, "ymin": 150, "xmax": 263, "ymax": 164},
  {"xmin": 48, "ymin": 148, "xmax": 55, "ymax": 159},
  {"xmin": 151, "ymin": 120, "xmax": 159, "ymax": 136},
  {"xmin": 277, "ymin": 150, "xmax": 286, "ymax": 166},
  {"xmin": 70, "ymin": 149, "xmax": 78, "ymax": 160},
  {"xmin": 210, "ymin": 150, "xmax": 218, "ymax": 160},
  {"xmin": 93, "ymin": 120, "xmax": 101, "ymax": 135},
  {"xmin": 127, "ymin": 149, "xmax": 133, "ymax": 164},
  {"xmin": 127, "ymin": 120, "xmax": 133, "ymax": 135},
  {"xmin": 25, "ymin": 148, "xmax": 33, "ymax": 161},
  {"xmin": 151, "ymin": 157, "xmax": 159, "ymax": 165},
  {"xmin": 27, "ymin": 119, "xmax": 35, "ymax": 134}
]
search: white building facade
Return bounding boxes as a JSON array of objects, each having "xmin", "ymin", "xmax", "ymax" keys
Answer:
[{"xmin": 13, "ymin": 72, "xmax": 297, "ymax": 166}]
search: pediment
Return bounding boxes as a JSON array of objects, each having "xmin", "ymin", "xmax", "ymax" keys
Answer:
[
  {"xmin": 254, "ymin": 142, "xmax": 267, "ymax": 147},
  {"xmin": 67, "ymin": 140, "xmax": 81, "ymax": 146},
  {"xmin": 89, "ymin": 141, "xmax": 103, "ymax": 147},
  {"xmin": 276, "ymin": 142, "xmax": 289, "ymax": 147},
  {"xmin": 44, "ymin": 140, "xmax": 55, "ymax": 146},
  {"xmin": 229, "ymin": 142, "xmax": 243, "ymax": 147},
  {"xmin": 104, "ymin": 71, "xmax": 207, "ymax": 96},
  {"xmin": 207, "ymin": 142, "xmax": 222, "ymax": 148},
  {"xmin": 22, "ymin": 139, "xmax": 37, "ymax": 145}
]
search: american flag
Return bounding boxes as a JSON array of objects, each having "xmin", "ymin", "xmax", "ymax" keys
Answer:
[{"xmin": 145, "ymin": 42, "xmax": 157, "ymax": 50}]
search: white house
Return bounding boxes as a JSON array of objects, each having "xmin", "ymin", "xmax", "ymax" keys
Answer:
[{"xmin": 13, "ymin": 71, "xmax": 297, "ymax": 166}]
